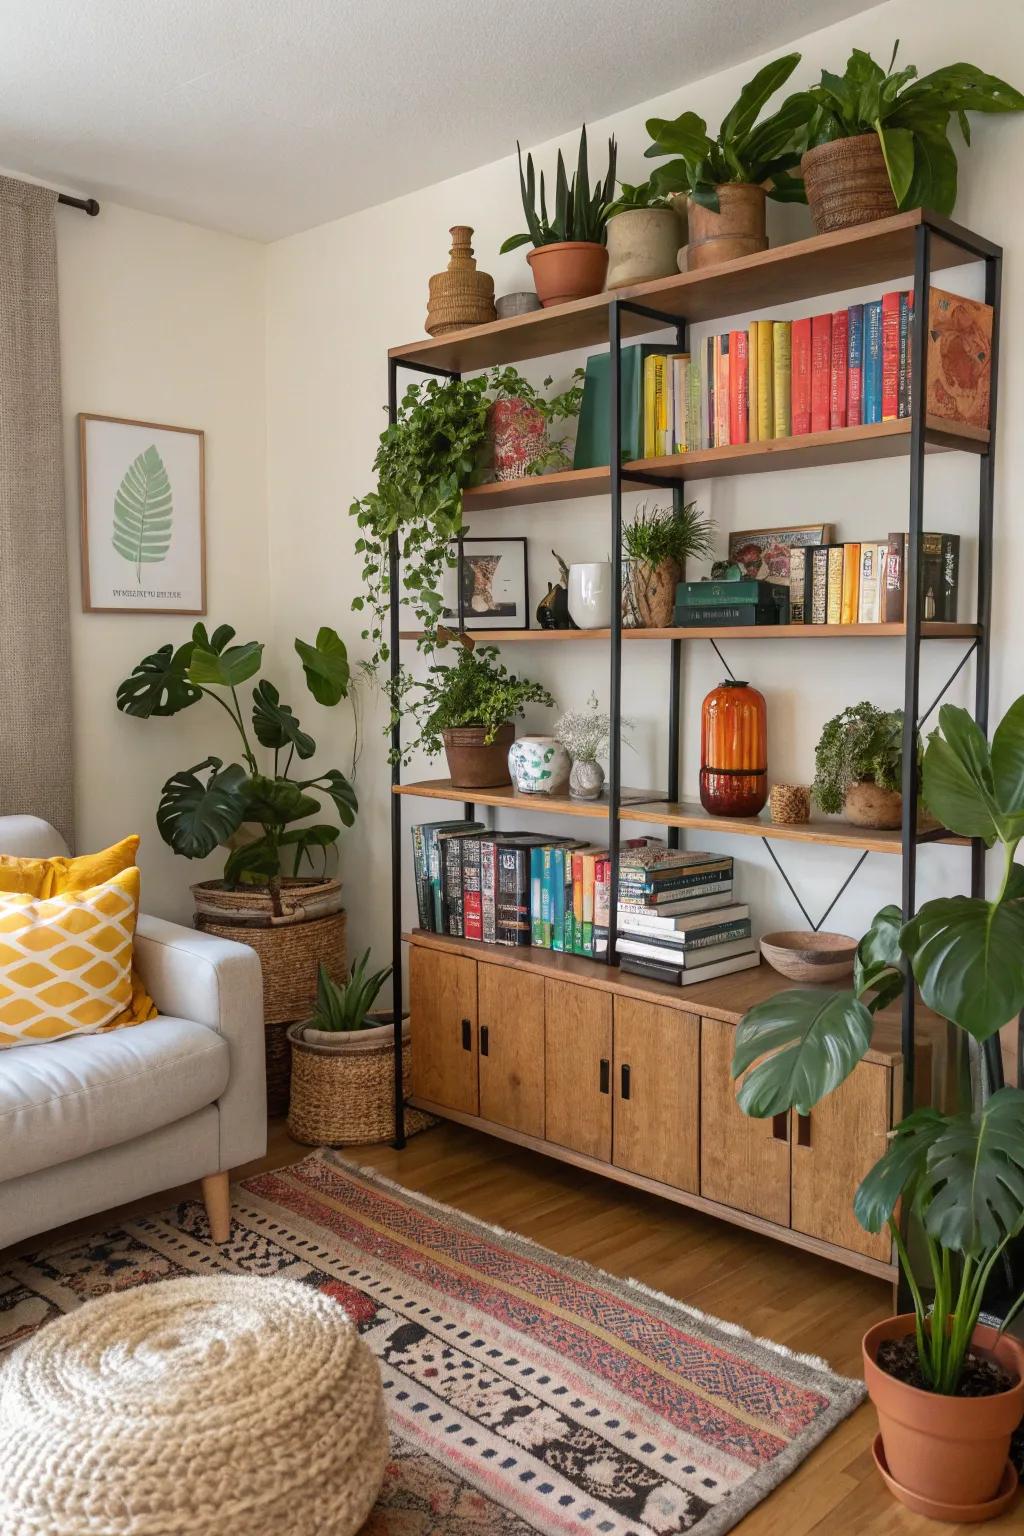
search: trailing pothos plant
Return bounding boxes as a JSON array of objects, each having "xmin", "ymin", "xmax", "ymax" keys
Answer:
[
  {"xmin": 117, "ymin": 623, "xmax": 357, "ymax": 906},
  {"xmin": 732, "ymin": 696, "xmax": 1024, "ymax": 1393}
]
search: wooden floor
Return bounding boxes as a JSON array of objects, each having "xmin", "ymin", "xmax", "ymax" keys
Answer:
[{"xmin": 6, "ymin": 1117, "xmax": 1019, "ymax": 1534}]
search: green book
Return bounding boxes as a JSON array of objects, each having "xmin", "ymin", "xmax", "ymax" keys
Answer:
[
  {"xmin": 573, "ymin": 344, "xmax": 667, "ymax": 469},
  {"xmin": 676, "ymin": 579, "xmax": 790, "ymax": 608}
]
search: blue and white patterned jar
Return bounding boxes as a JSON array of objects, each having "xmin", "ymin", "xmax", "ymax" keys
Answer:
[{"xmin": 508, "ymin": 736, "xmax": 571, "ymax": 795}]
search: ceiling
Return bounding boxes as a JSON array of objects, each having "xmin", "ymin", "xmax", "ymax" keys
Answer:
[{"xmin": 2, "ymin": 0, "xmax": 880, "ymax": 242}]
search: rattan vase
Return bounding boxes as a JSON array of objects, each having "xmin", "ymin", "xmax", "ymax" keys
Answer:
[
  {"xmin": 287, "ymin": 1014, "xmax": 425, "ymax": 1146},
  {"xmin": 425, "ymin": 226, "xmax": 496, "ymax": 336}
]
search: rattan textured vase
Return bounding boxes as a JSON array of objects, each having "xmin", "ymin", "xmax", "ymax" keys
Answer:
[
  {"xmin": 287, "ymin": 1014, "xmax": 430, "ymax": 1145},
  {"xmin": 425, "ymin": 226, "xmax": 496, "ymax": 336}
]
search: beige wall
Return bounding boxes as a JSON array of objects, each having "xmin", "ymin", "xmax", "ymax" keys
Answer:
[{"xmin": 58, "ymin": 200, "xmax": 268, "ymax": 922}]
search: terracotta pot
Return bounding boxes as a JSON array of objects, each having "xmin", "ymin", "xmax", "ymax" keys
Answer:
[
  {"xmin": 683, "ymin": 185, "xmax": 767, "ymax": 271},
  {"xmin": 606, "ymin": 207, "xmax": 681, "ymax": 289},
  {"xmin": 527, "ymin": 242, "xmax": 608, "ymax": 307},
  {"xmin": 863, "ymin": 1314, "xmax": 1024, "ymax": 1515},
  {"xmin": 801, "ymin": 135, "xmax": 898, "ymax": 234},
  {"xmin": 844, "ymin": 781, "xmax": 903, "ymax": 829},
  {"xmin": 486, "ymin": 398, "xmax": 548, "ymax": 480},
  {"xmin": 442, "ymin": 723, "xmax": 515, "ymax": 788},
  {"xmin": 624, "ymin": 558, "xmax": 680, "ymax": 628}
]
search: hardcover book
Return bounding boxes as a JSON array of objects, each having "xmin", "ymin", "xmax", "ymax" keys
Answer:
[
  {"xmin": 858, "ymin": 543, "xmax": 882, "ymax": 625},
  {"xmin": 791, "ymin": 316, "xmax": 812, "ymax": 434},
  {"xmin": 676, "ymin": 579, "xmax": 789, "ymax": 608},
  {"xmin": 881, "ymin": 290, "xmax": 903, "ymax": 421},
  {"xmin": 810, "ymin": 312, "xmax": 831, "ymax": 433},
  {"xmin": 574, "ymin": 344, "xmax": 667, "ymax": 468},
  {"xmin": 926, "ymin": 288, "xmax": 993, "ymax": 430},
  {"xmin": 810, "ymin": 546, "xmax": 829, "ymax": 624},
  {"xmin": 883, "ymin": 532, "xmax": 905, "ymax": 624},
  {"xmin": 863, "ymin": 300, "xmax": 883, "ymax": 424},
  {"xmin": 617, "ymin": 883, "xmax": 733, "ymax": 914},
  {"xmin": 729, "ymin": 329, "xmax": 749, "ymax": 446},
  {"xmin": 826, "ymin": 545, "xmax": 845, "ymax": 625},
  {"xmin": 847, "ymin": 303, "xmax": 864, "ymax": 426},
  {"xmin": 756, "ymin": 319, "xmax": 774, "ymax": 441},
  {"xmin": 840, "ymin": 543, "xmax": 860, "ymax": 625},
  {"xmin": 830, "ymin": 309, "xmax": 848, "ymax": 429},
  {"xmin": 789, "ymin": 546, "xmax": 814, "ymax": 624},
  {"xmin": 616, "ymin": 935, "xmax": 757, "ymax": 965},
  {"xmin": 747, "ymin": 322, "xmax": 758, "ymax": 442},
  {"xmin": 772, "ymin": 321, "xmax": 792, "ymax": 438},
  {"xmin": 898, "ymin": 291, "xmax": 913, "ymax": 418},
  {"xmin": 676, "ymin": 602, "xmax": 782, "ymax": 627},
  {"xmin": 463, "ymin": 835, "xmax": 484, "ymax": 941},
  {"xmin": 618, "ymin": 951, "xmax": 760, "ymax": 986},
  {"xmin": 618, "ymin": 902, "xmax": 750, "ymax": 935}
]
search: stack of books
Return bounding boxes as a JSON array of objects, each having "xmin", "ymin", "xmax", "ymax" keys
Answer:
[
  {"xmin": 675, "ymin": 577, "xmax": 790, "ymax": 628},
  {"xmin": 616, "ymin": 845, "xmax": 759, "ymax": 987},
  {"xmin": 789, "ymin": 532, "xmax": 960, "ymax": 626}
]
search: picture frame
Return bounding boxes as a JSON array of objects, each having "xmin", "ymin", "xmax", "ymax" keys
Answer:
[
  {"xmin": 726, "ymin": 523, "xmax": 832, "ymax": 583},
  {"xmin": 79, "ymin": 413, "xmax": 206, "ymax": 614},
  {"xmin": 440, "ymin": 537, "xmax": 529, "ymax": 630}
]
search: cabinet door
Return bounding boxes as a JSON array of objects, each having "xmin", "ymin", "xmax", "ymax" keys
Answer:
[
  {"xmin": 478, "ymin": 962, "xmax": 545, "ymax": 1138},
  {"xmin": 700, "ymin": 1016, "xmax": 791, "ymax": 1225},
  {"xmin": 544, "ymin": 978, "xmax": 612, "ymax": 1161},
  {"xmin": 791, "ymin": 1061, "xmax": 893, "ymax": 1261},
  {"xmin": 409, "ymin": 946, "xmax": 478, "ymax": 1114},
  {"xmin": 613, "ymin": 998, "xmax": 698, "ymax": 1192}
]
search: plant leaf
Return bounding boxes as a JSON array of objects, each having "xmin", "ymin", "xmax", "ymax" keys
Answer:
[
  {"xmin": 116, "ymin": 642, "xmax": 200, "ymax": 718},
  {"xmin": 111, "ymin": 444, "xmax": 172, "ymax": 583},
  {"xmin": 188, "ymin": 638, "xmax": 263, "ymax": 689},
  {"xmin": 921, "ymin": 1088, "xmax": 1024, "ymax": 1255},
  {"xmin": 644, "ymin": 111, "xmax": 712, "ymax": 162},
  {"xmin": 877, "ymin": 124, "xmax": 916, "ymax": 206},
  {"xmin": 243, "ymin": 774, "xmax": 320, "ymax": 827},
  {"xmin": 718, "ymin": 52, "xmax": 801, "ymax": 146},
  {"xmin": 223, "ymin": 835, "xmax": 281, "ymax": 886},
  {"xmin": 854, "ymin": 904, "xmax": 906, "ymax": 1011},
  {"xmin": 990, "ymin": 695, "xmax": 1024, "ymax": 838},
  {"xmin": 901, "ymin": 125, "xmax": 959, "ymax": 214},
  {"xmin": 732, "ymin": 987, "xmax": 874, "ymax": 1117},
  {"xmin": 302, "ymin": 768, "xmax": 358, "ymax": 828},
  {"xmin": 157, "ymin": 758, "xmax": 248, "ymax": 859},
  {"xmin": 901, "ymin": 895, "xmax": 1024, "ymax": 1040},
  {"xmin": 296, "ymin": 627, "xmax": 350, "ymax": 706},
  {"xmin": 921, "ymin": 703, "xmax": 1000, "ymax": 844},
  {"xmin": 252, "ymin": 680, "xmax": 316, "ymax": 759},
  {"xmin": 854, "ymin": 1106, "xmax": 948, "ymax": 1232}
]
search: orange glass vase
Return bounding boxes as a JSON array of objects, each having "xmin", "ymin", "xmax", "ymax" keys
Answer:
[{"xmin": 700, "ymin": 680, "xmax": 768, "ymax": 816}]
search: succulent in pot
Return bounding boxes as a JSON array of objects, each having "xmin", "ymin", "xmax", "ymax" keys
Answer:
[
  {"xmin": 644, "ymin": 53, "xmax": 815, "ymax": 270},
  {"xmin": 603, "ymin": 180, "xmax": 682, "ymax": 288},
  {"xmin": 732, "ymin": 696, "xmax": 1024, "ymax": 1519},
  {"xmin": 622, "ymin": 501, "xmax": 715, "ymax": 629},
  {"xmin": 301, "ymin": 953, "xmax": 395, "ymax": 1046},
  {"xmin": 500, "ymin": 125, "xmax": 617, "ymax": 306},
  {"xmin": 812, "ymin": 701, "xmax": 912, "ymax": 828}
]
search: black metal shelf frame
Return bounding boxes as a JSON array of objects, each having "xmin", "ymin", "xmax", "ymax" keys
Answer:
[{"xmin": 386, "ymin": 212, "xmax": 1004, "ymax": 1150}]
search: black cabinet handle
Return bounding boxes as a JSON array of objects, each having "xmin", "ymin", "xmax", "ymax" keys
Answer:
[
  {"xmin": 480, "ymin": 1024, "xmax": 489, "ymax": 1057},
  {"xmin": 620, "ymin": 1064, "xmax": 631, "ymax": 1101},
  {"xmin": 797, "ymin": 1113, "xmax": 812, "ymax": 1148},
  {"xmin": 771, "ymin": 1113, "xmax": 789, "ymax": 1143},
  {"xmin": 461, "ymin": 1018, "xmax": 472, "ymax": 1051},
  {"xmin": 599, "ymin": 1058, "xmax": 610, "ymax": 1094}
]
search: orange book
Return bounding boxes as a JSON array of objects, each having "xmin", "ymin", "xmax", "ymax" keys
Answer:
[{"xmin": 841, "ymin": 543, "xmax": 861, "ymax": 624}]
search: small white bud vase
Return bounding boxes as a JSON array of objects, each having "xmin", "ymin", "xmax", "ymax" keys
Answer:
[
  {"xmin": 508, "ymin": 736, "xmax": 571, "ymax": 795},
  {"xmin": 569, "ymin": 758, "xmax": 605, "ymax": 800},
  {"xmin": 567, "ymin": 562, "xmax": 612, "ymax": 629}
]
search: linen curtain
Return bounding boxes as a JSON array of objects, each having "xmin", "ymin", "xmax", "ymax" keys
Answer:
[{"xmin": 0, "ymin": 176, "xmax": 74, "ymax": 845}]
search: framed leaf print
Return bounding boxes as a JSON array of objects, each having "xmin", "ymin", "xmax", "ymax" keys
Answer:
[{"xmin": 79, "ymin": 414, "xmax": 206, "ymax": 613}]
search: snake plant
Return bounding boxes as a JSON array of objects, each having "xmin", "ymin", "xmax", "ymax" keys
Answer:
[{"xmin": 500, "ymin": 125, "xmax": 618, "ymax": 251}]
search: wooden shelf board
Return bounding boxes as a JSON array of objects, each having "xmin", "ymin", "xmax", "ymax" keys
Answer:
[
  {"xmin": 393, "ymin": 779, "xmax": 661, "ymax": 818},
  {"xmin": 463, "ymin": 419, "xmax": 987, "ymax": 510},
  {"xmin": 619, "ymin": 796, "xmax": 967, "ymax": 853},
  {"xmin": 391, "ymin": 210, "xmax": 993, "ymax": 371},
  {"xmin": 401, "ymin": 621, "xmax": 979, "ymax": 644}
]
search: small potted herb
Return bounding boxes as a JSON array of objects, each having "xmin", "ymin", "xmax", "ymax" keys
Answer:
[
  {"xmin": 500, "ymin": 125, "xmax": 617, "ymax": 307},
  {"xmin": 794, "ymin": 44, "xmax": 1024, "ymax": 233},
  {"xmin": 486, "ymin": 366, "xmax": 585, "ymax": 480},
  {"xmin": 604, "ymin": 180, "xmax": 682, "ymax": 288},
  {"xmin": 623, "ymin": 502, "xmax": 715, "ymax": 628},
  {"xmin": 644, "ymin": 54, "xmax": 814, "ymax": 269},
  {"xmin": 410, "ymin": 634, "xmax": 556, "ymax": 788},
  {"xmin": 287, "ymin": 953, "xmax": 409, "ymax": 1145},
  {"xmin": 812, "ymin": 701, "xmax": 910, "ymax": 828}
]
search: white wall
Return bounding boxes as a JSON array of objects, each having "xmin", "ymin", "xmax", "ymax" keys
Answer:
[{"xmin": 58, "ymin": 200, "xmax": 269, "ymax": 922}]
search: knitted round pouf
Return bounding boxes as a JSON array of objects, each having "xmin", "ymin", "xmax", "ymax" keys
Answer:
[{"xmin": 0, "ymin": 1275, "xmax": 388, "ymax": 1536}]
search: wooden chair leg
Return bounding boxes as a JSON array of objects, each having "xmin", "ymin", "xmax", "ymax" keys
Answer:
[{"xmin": 201, "ymin": 1171, "xmax": 231, "ymax": 1243}]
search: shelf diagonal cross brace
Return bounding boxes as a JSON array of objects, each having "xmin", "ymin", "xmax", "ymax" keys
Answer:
[
  {"xmin": 916, "ymin": 640, "xmax": 978, "ymax": 731},
  {"xmin": 762, "ymin": 839, "xmax": 871, "ymax": 933}
]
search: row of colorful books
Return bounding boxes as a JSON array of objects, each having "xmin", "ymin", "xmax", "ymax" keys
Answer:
[
  {"xmin": 641, "ymin": 287, "xmax": 917, "ymax": 457},
  {"xmin": 788, "ymin": 532, "xmax": 960, "ymax": 625},
  {"xmin": 614, "ymin": 848, "xmax": 758, "ymax": 987}
]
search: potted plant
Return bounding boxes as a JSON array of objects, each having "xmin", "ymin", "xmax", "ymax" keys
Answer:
[
  {"xmin": 554, "ymin": 694, "xmax": 631, "ymax": 800},
  {"xmin": 731, "ymin": 697, "xmax": 1024, "ymax": 1520},
  {"xmin": 644, "ymin": 53, "xmax": 814, "ymax": 269},
  {"xmin": 603, "ymin": 181, "xmax": 682, "ymax": 288},
  {"xmin": 117, "ymin": 623, "xmax": 357, "ymax": 1111},
  {"xmin": 623, "ymin": 501, "xmax": 715, "ymax": 628},
  {"xmin": 485, "ymin": 366, "xmax": 585, "ymax": 480},
  {"xmin": 287, "ymin": 953, "xmax": 410, "ymax": 1145},
  {"xmin": 812, "ymin": 701, "xmax": 909, "ymax": 828},
  {"xmin": 409, "ymin": 633, "xmax": 556, "ymax": 788},
  {"xmin": 794, "ymin": 44, "xmax": 1024, "ymax": 233},
  {"xmin": 500, "ymin": 125, "xmax": 617, "ymax": 306}
]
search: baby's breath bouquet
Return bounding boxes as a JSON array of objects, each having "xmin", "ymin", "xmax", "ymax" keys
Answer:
[{"xmin": 554, "ymin": 694, "xmax": 634, "ymax": 800}]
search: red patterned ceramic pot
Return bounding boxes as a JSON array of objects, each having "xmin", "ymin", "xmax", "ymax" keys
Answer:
[{"xmin": 487, "ymin": 399, "xmax": 548, "ymax": 481}]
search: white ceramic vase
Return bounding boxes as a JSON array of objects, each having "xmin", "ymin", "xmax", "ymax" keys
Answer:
[
  {"xmin": 568, "ymin": 562, "xmax": 612, "ymax": 629},
  {"xmin": 507, "ymin": 736, "xmax": 571, "ymax": 795},
  {"xmin": 569, "ymin": 759, "xmax": 605, "ymax": 800}
]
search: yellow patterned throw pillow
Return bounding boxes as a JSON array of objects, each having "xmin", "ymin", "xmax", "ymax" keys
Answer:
[{"xmin": 0, "ymin": 868, "xmax": 141, "ymax": 1048}]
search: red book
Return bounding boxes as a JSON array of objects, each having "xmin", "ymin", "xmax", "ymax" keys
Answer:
[
  {"xmin": 729, "ymin": 329, "xmax": 749, "ymax": 445},
  {"xmin": 882, "ymin": 291, "xmax": 901, "ymax": 421},
  {"xmin": 847, "ymin": 304, "xmax": 864, "ymax": 427},
  {"xmin": 791, "ymin": 316, "xmax": 812, "ymax": 435},
  {"xmin": 830, "ymin": 309, "xmax": 849, "ymax": 429},
  {"xmin": 810, "ymin": 313, "xmax": 831, "ymax": 433}
]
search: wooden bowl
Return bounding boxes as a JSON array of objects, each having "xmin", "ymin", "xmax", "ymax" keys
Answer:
[{"xmin": 760, "ymin": 930, "xmax": 857, "ymax": 983}]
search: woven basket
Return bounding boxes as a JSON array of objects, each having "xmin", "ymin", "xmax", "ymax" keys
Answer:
[
  {"xmin": 287, "ymin": 1015, "xmax": 432, "ymax": 1146},
  {"xmin": 196, "ymin": 908, "xmax": 347, "ymax": 1026},
  {"xmin": 800, "ymin": 135, "xmax": 898, "ymax": 234}
]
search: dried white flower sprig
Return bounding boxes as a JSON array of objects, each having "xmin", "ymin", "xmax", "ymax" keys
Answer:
[{"xmin": 554, "ymin": 693, "xmax": 633, "ymax": 764}]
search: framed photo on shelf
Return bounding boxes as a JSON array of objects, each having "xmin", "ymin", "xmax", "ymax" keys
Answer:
[
  {"xmin": 79, "ymin": 413, "xmax": 206, "ymax": 614},
  {"xmin": 440, "ymin": 537, "xmax": 529, "ymax": 630},
  {"xmin": 726, "ymin": 523, "xmax": 832, "ymax": 583}
]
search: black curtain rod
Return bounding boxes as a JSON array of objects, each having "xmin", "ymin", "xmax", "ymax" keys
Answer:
[{"xmin": 57, "ymin": 193, "xmax": 100, "ymax": 216}]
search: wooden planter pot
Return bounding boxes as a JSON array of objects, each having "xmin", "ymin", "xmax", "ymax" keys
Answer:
[
  {"xmin": 801, "ymin": 134, "xmax": 898, "ymax": 234},
  {"xmin": 527, "ymin": 242, "xmax": 607, "ymax": 307},
  {"xmin": 442, "ymin": 723, "xmax": 514, "ymax": 788},
  {"xmin": 685, "ymin": 185, "xmax": 766, "ymax": 270}
]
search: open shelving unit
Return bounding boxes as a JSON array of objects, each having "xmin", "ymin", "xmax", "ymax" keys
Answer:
[{"xmin": 385, "ymin": 207, "xmax": 1004, "ymax": 1228}]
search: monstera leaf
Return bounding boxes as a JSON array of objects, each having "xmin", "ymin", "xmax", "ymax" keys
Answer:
[
  {"xmin": 252, "ymin": 681, "xmax": 316, "ymax": 759},
  {"xmin": 918, "ymin": 1089, "xmax": 1024, "ymax": 1256},
  {"xmin": 223, "ymin": 836, "xmax": 282, "ymax": 886},
  {"xmin": 854, "ymin": 904, "xmax": 905, "ymax": 1012},
  {"xmin": 296, "ymin": 627, "xmax": 350, "ymax": 706},
  {"xmin": 243, "ymin": 774, "xmax": 319, "ymax": 827},
  {"xmin": 156, "ymin": 759, "xmax": 248, "ymax": 859},
  {"xmin": 279, "ymin": 822, "xmax": 340, "ymax": 875},
  {"xmin": 732, "ymin": 987, "xmax": 874, "ymax": 1117},
  {"xmin": 901, "ymin": 894, "xmax": 1024, "ymax": 1041},
  {"xmin": 854, "ymin": 1106, "xmax": 948, "ymax": 1233},
  {"xmin": 116, "ymin": 642, "xmax": 200, "ymax": 718},
  {"xmin": 111, "ymin": 444, "xmax": 172, "ymax": 583},
  {"xmin": 302, "ymin": 768, "xmax": 357, "ymax": 828},
  {"xmin": 923, "ymin": 700, "xmax": 1024, "ymax": 845},
  {"xmin": 188, "ymin": 630, "xmax": 263, "ymax": 689}
]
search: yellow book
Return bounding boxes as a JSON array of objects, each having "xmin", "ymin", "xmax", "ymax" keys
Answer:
[
  {"xmin": 826, "ymin": 546, "xmax": 844, "ymax": 625},
  {"xmin": 772, "ymin": 320, "xmax": 792, "ymax": 438},
  {"xmin": 841, "ymin": 543, "xmax": 861, "ymax": 624},
  {"xmin": 643, "ymin": 355, "xmax": 658, "ymax": 458},
  {"xmin": 756, "ymin": 320, "xmax": 774, "ymax": 440},
  {"xmin": 654, "ymin": 355, "xmax": 668, "ymax": 455},
  {"xmin": 747, "ymin": 322, "xmax": 759, "ymax": 442}
]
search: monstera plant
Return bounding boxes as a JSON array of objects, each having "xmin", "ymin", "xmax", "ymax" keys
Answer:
[{"xmin": 117, "ymin": 623, "xmax": 357, "ymax": 904}]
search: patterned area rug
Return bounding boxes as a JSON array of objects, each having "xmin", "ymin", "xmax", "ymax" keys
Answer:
[{"xmin": 0, "ymin": 1152, "xmax": 864, "ymax": 1535}]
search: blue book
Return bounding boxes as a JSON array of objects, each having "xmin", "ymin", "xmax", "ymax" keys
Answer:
[
  {"xmin": 847, "ymin": 303, "xmax": 864, "ymax": 425},
  {"xmin": 530, "ymin": 846, "xmax": 545, "ymax": 947},
  {"xmin": 863, "ymin": 300, "xmax": 883, "ymax": 424},
  {"xmin": 551, "ymin": 848, "xmax": 565, "ymax": 952}
]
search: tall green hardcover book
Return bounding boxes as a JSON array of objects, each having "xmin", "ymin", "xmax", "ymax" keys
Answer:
[{"xmin": 573, "ymin": 344, "xmax": 666, "ymax": 469}]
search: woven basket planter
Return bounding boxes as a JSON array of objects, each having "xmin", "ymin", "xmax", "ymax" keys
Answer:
[
  {"xmin": 800, "ymin": 134, "xmax": 898, "ymax": 234},
  {"xmin": 287, "ymin": 1014, "xmax": 429, "ymax": 1146}
]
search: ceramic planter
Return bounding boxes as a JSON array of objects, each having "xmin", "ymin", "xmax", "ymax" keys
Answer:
[
  {"xmin": 606, "ymin": 207, "xmax": 681, "ymax": 289},
  {"xmin": 623, "ymin": 558, "xmax": 680, "ymax": 628},
  {"xmin": 567, "ymin": 562, "xmax": 612, "ymax": 629},
  {"xmin": 864, "ymin": 1314, "xmax": 1024, "ymax": 1519},
  {"xmin": 569, "ymin": 759, "xmax": 605, "ymax": 800},
  {"xmin": 486, "ymin": 398, "xmax": 548, "ymax": 480},
  {"xmin": 508, "ymin": 736, "xmax": 571, "ymax": 795},
  {"xmin": 527, "ymin": 242, "xmax": 608, "ymax": 307},
  {"xmin": 683, "ymin": 185, "xmax": 767, "ymax": 271},
  {"xmin": 442, "ymin": 723, "xmax": 515, "ymax": 788},
  {"xmin": 801, "ymin": 135, "xmax": 898, "ymax": 235}
]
